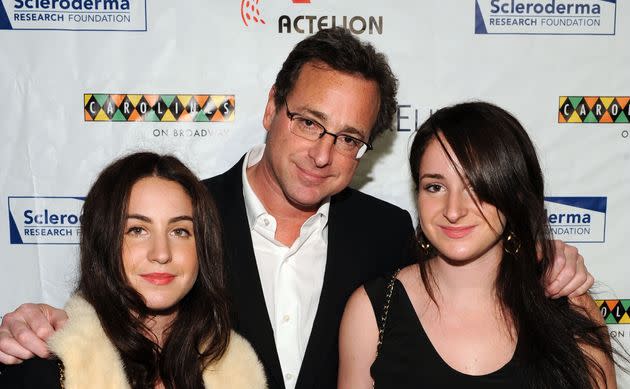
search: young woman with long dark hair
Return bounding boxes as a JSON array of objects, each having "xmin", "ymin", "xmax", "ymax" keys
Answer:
[
  {"xmin": 0, "ymin": 152, "xmax": 266, "ymax": 389},
  {"xmin": 338, "ymin": 102, "xmax": 619, "ymax": 388}
]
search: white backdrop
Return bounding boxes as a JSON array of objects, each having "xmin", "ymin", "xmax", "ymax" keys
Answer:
[{"xmin": 1, "ymin": 0, "xmax": 629, "ymax": 384}]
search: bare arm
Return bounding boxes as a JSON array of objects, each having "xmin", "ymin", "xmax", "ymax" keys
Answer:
[
  {"xmin": 570, "ymin": 293, "xmax": 617, "ymax": 389},
  {"xmin": 338, "ymin": 286, "xmax": 379, "ymax": 389},
  {"xmin": 0, "ymin": 303, "xmax": 68, "ymax": 364},
  {"xmin": 543, "ymin": 240, "xmax": 594, "ymax": 299}
]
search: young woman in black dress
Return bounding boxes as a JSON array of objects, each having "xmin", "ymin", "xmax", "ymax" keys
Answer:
[{"xmin": 338, "ymin": 102, "xmax": 617, "ymax": 388}]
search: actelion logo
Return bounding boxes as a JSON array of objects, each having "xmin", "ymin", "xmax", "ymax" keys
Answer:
[
  {"xmin": 278, "ymin": 14, "xmax": 382, "ymax": 34},
  {"xmin": 238, "ymin": 0, "xmax": 382, "ymax": 35},
  {"xmin": 596, "ymin": 300, "xmax": 630, "ymax": 324},
  {"xmin": 0, "ymin": 0, "xmax": 146, "ymax": 31},
  {"xmin": 475, "ymin": 0, "xmax": 616, "ymax": 35},
  {"xmin": 84, "ymin": 94, "xmax": 235, "ymax": 122},
  {"xmin": 396, "ymin": 104, "xmax": 435, "ymax": 132},
  {"xmin": 558, "ymin": 96, "xmax": 629, "ymax": 123}
]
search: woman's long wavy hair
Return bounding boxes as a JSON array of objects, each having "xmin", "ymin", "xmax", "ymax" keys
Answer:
[
  {"xmin": 77, "ymin": 152, "xmax": 230, "ymax": 389},
  {"xmin": 409, "ymin": 102, "xmax": 614, "ymax": 388}
]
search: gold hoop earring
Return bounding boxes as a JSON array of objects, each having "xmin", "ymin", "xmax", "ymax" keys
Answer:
[
  {"xmin": 504, "ymin": 231, "xmax": 521, "ymax": 255},
  {"xmin": 417, "ymin": 230, "xmax": 433, "ymax": 256}
]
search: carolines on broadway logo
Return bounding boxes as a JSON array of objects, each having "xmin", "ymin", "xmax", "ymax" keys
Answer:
[
  {"xmin": 0, "ymin": 0, "xmax": 147, "ymax": 31},
  {"xmin": 84, "ymin": 94, "xmax": 235, "ymax": 122},
  {"xmin": 474, "ymin": 0, "xmax": 616, "ymax": 35},
  {"xmin": 8, "ymin": 196, "xmax": 84, "ymax": 244},
  {"xmin": 544, "ymin": 196, "xmax": 606, "ymax": 243},
  {"xmin": 558, "ymin": 96, "xmax": 629, "ymax": 123},
  {"xmin": 595, "ymin": 300, "xmax": 630, "ymax": 324},
  {"xmin": 240, "ymin": 0, "xmax": 383, "ymax": 35}
]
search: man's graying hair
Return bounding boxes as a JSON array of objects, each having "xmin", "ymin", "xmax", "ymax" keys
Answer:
[{"xmin": 273, "ymin": 27, "xmax": 398, "ymax": 143}]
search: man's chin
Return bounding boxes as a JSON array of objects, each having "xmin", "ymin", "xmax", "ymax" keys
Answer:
[{"xmin": 284, "ymin": 189, "xmax": 327, "ymax": 212}]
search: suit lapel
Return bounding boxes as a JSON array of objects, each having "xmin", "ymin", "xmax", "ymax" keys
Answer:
[{"xmin": 211, "ymin": 159, "xmax": 285, "ymax": 389}]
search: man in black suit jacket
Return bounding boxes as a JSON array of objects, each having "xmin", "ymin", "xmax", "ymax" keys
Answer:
[
  {"xmin": 203, "ymin": 157, "xmax": 415, "ymax": 389},
  {"xmin": 194, "ymin": 27, "xmax": 418, "ymax": 389},
  {"xmin": 0, "ymin": 27, "xmax": 593, "ymax": 389}
]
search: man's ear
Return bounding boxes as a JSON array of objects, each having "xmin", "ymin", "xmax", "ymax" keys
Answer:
[{"xmin": 262, "ymin": 86, "xmax": 278, "ymax": 131}]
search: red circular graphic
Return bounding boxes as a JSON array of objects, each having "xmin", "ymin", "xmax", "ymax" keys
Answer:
[{"xmin": 241, "ymin": 0, "xmax": 265, "ymax": 26}]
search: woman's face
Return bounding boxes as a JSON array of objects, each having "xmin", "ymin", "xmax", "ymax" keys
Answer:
[
  {"xmin": 122, "ymin": 176, "xmax": 198, "ymax": 312},
  {"xmin": 417, "ymin": 136, "xmax": 506, "ymax": 264}
]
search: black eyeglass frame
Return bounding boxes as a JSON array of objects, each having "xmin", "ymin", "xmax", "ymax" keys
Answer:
[{"xmin": 284, "ymin": 101, "xmax": 373, "ymax": 159}]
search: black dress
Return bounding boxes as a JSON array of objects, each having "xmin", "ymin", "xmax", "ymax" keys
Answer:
[
  {"xmin": 364, "ymin": 276, "xmax": 525, "ymax": 389},
  {"xmin": 0, "ymin": 358, "xmax": 62, "ymax": 388}
]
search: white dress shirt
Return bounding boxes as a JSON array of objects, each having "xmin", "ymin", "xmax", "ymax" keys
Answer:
[{"xmin": 241, "ymin": 144, "xmax": 329, "ymax": 389}]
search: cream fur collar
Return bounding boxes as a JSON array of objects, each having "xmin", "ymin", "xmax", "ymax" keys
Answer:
[{"xmin": 48, "ymin": 295, "xmax": 267, "ymax": 389}]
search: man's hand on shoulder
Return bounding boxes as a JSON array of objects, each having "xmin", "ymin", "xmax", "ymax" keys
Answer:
[
  {"xmin": 543, "ymin": 240, "xmax": 594, "ymax": 299},
  {"xmin": 0, "ymin": 303, "xmax": 68, "ymax": 364}
]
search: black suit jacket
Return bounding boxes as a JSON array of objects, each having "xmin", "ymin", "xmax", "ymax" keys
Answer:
[{"xmin": 203, "ymin": 157, "xmax": 416, "ymax": 389}]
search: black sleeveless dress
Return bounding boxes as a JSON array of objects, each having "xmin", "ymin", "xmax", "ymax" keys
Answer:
[
  {"xmin": 0, "ymin": 358, "xmax": 62, "ymax": 388},
  {"xmin": 364, "ymin": 276, "xmax": 525, "ymax": 389}
]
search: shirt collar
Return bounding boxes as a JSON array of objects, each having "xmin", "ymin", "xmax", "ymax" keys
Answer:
[{"xmin": 241, "ymin": 144, "xmax": 331, "ymax": 231}]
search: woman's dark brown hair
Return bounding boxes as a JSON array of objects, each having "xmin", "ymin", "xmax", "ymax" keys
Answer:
[
  {"xmin": 409, "ymin": 102, "xmax": 617, "ymax": 388},
  {"xmin": 77, "ymin": 152, "xmax": 230, "ymax": 389}
]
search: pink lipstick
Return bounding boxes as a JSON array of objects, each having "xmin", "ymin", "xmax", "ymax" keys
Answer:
[
  {"xmin": 141, "ymin": 273, "xmax": 175, "ymax": 285},
  {"xmin": 440, "ymin": 226, "xmax": 474, "ymax": 239}
]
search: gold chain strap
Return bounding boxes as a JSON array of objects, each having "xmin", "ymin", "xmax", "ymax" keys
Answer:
[
  {"xmin": 375, "ymin": 268, "xmax": 400, "ymax": 358},
  {"xmin": 58, "ymin": 360, "xmax": 65, "ymax": 389}
]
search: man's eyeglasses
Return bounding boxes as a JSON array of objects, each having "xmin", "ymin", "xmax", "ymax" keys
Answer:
[{"xmin": 285, "ymin": 101, "xmax": 373, "ymax": 159}]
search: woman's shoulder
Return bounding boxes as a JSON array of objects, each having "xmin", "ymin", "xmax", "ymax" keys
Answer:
[
  {"xmin": 363, "ymin": 265, "xmax": 412, "ymax": 294},
  {"xmin": 202, "ymin": 330, "xmax": 267, "ymax": 389},
  {"xmin": 363, "ymin": 265, "xmax": 416, "ymax": 301},
  {"xmin": 359, "ymin": 265, "xmax": 417, "ymax": 326},
  {"xmin": 363, "ymin": 273, "xmax": 396, "ymax": 296},
  {"xmin": 0, "ymin": 358, "xmax": 62, "ymax": 389}
]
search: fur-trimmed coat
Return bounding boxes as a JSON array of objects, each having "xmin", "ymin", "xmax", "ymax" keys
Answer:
[{"xmin": 40, "ymin": 295, "xmax": 266, "ymax": 389}]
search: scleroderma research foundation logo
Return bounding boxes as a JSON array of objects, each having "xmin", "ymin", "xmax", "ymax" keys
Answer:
[
  {"xmin": 84, "ymin": 94, "xmax": 235, "ymax": 122},
  {"xmin": 8, "ymin": 196, "xmax": 84, "ymax": 245},
  {"xmin": 475, "ymin": 0, "xmax": 616, "ymax": 35},
  {"xmin": 0, "ymin": 0, "xmax": 147, "ymax": 31}
]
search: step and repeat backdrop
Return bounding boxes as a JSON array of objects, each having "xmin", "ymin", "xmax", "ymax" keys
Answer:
[{"xmin": 1, "ymin": 0, "xmax": 629, "ymax": 382}]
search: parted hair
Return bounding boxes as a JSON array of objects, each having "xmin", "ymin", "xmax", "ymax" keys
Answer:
[
  {"xmin": 409, "ymin": 102, "xmax": 615, "ymax": 388},
  {"xmin": 273, "ymin": 26, "xmax": 398, "ymax": 142},
  {"xmin": 77, "ymin": 152, "xmax": 230, "ymax": 389}
]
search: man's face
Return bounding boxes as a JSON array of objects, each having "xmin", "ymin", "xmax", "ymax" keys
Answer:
[{"xmin": 261, "ymin": 62, "xmax": 380, "ymax": 210}]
